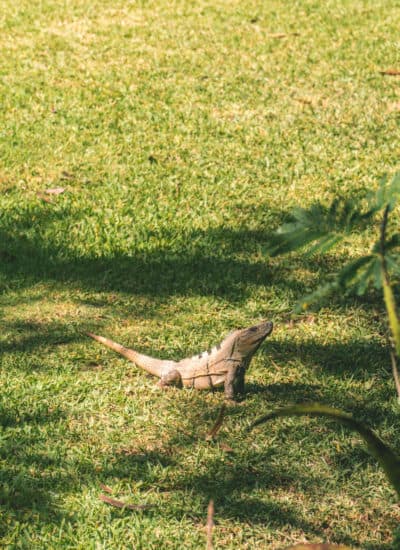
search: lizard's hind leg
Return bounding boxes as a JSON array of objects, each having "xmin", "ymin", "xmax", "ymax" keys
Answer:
[{"xmin": 157, "ymin": 369, "xmax": 183, "ymax": 389}]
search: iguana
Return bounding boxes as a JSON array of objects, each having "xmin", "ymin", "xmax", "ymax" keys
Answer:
[{"xmin": 87, "ymin": 320, "xmax": 273, "ymax": 400}]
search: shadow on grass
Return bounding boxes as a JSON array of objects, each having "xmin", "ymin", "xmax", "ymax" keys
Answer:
[
  {"xmin": 0, "ymin": 407, "xmax": 70, "ymax": 535},
  {"xmin": 0, "ymin": 380, "xmax": 396, "ymax": 549},
  {"xmin": 0, "ymin": 204, "xmax": 395, "ymax": 548},
  {"xmin": 247, "ymin": 380, "xmax": 395, "ymax": 425},
  {"xmin": 262, "ymin": 337, "xmax": 390, "ymax": 382},
  {"xmin": 96, "ymin": 396, "xmax": 394, "ymax": 550},
  {"xmin": 0, "ymin": 201, "xmax": 353, "ymax": 302},
  {"xmin": 0, "ymin": 401, "xmax": 176, "ymax": 539},
  {"xmin": 1, "ymin": 320, "xmax": 89, "ymax": 356}
]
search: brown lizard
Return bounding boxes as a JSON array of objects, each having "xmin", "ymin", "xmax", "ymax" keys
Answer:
[{"xmin": 87, "ymin": 320, "xmax": 273, "ymax": 400}]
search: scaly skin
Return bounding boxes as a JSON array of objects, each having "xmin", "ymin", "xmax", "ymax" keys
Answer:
[{"xmin": 87, "ymin": 320, "xmax": 273, "ymax": 399}]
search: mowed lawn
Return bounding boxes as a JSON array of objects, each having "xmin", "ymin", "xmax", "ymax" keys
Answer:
[{"xmin": 1, "ymin": 0, "xmax": 400, "ymax": 548}]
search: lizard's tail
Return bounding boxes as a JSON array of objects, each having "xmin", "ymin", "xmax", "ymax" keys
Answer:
[{"xmin": 87, "ymin": 332, "xmax": 169, "ymax": 378}]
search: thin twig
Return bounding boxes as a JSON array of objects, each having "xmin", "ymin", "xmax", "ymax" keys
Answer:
[
  {"xmin": 380, "ymin": 69, "xmax": 400, "ymax": 76},
  {"xmin": 99, "ymin": 494, "xmax": 151, "ymax": 510},
  {"xmin": 206, "ymin": 499, "xmax": 214, "ymax": 550},
  {"xmin": 206, "ymin": 404, "xmax": 226, "ymax": 441},
  {"xmin": 390, "ymin": 349, "xmax": 400, "ymax": 403}
]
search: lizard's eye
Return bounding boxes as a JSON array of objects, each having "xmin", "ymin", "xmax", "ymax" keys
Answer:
[{"xmin": 249, "ymin": 327, "xmax": 258, "ymax": 332}]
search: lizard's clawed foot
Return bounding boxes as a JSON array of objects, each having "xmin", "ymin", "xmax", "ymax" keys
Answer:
[
  {"xmin": 156, "ymin": 369, "xmax": 183, "ymax": 389},
  {"xmin": 225, "ymin": 398, "xmax": 240, "ymax": 406},
  {"xmin": 156, "ymin": 380, "xmax": 171, "ymax": 390}
]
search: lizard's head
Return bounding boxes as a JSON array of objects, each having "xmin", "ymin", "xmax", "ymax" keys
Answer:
[{"xmin": 234, "ymin": 320, "xmax": 273, "ymax": 356}]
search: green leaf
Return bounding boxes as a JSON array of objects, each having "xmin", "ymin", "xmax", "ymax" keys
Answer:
[
  {"xmin": 388, "ymin": 172, "xmax": 400, "ymax": 211},
  {"xmin": 294, "ymin": 281, "xmax": 338, "ymax": 312},
  {"xmin": 354, "ymin": 258, "xmax": 379, "ymax": 296},
  {"xmin": 337, "ymin": 255, "xmax": 374, "ymax": 287},
  {"xmin": 386, "ymin": 254, "xmax": 400, "ymax": 276},
  {"xmin": 335, "ymin": 255, "xmax": 382, "ymax": 296},
  {"xmin": 268, "ymin": 228, "xmax": 323, "ymax": 256},
  {"xmin": 268, "ymin": 172, "xmax": 400, "ymax": 258},
  {"xmin": 304, "ymin": 234, "xmax": 342, "ymax": 257},
  {"xmin": 370, "ymin": 174, "xmax": 388, "ymax": 211},
  {"xmin": 370, "ymin": 171, "xmax": 400, "ymax": 212},
  {"xmin": 371, "ymin": 234, "xmax": 400, "ymax": 257},
  {"xmin": 267, "ymin": 193, "xmax": 382, "ymax": 257},
  {"xmin": 383, "ymin": 278, "xmax": 400, "ymax": 358},
  {"xmin": 249, "ymin": 403, "xmax": 400, "ymax": 499},
  {"xmin": 372, "ymin": 258, "xmax": 383, "ymax": 289},
  {"xmin": 383, "ymin": 234, "xmax": 400, "ymax": 252}
]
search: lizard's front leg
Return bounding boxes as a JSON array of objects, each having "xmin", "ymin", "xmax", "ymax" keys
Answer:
[
  {"xmin": 157, "ymin": 369, "xmax": 183, "ymax": 389},
  {"xmin": 233, "ymin": 365, "xmax": 246, "ymax": 397},
  {"xmin": 224, "ymin": 364, "xmax": 239, "ymax": 401}
]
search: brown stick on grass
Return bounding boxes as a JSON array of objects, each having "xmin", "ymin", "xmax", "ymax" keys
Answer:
[
  {"xmin": 99, "ymin": 494, "xmax": 150, "ymax": 510},
  {"xmin": 206, "ymin": 499, "xmax": 214, "ymax": 550},
  {"xmin": 205, "ymin": 404, "xmax": 226, "ymax": 441},
  {"xmin": 380, "ymin": 69, "xmax": 400, "ymax": 76}
]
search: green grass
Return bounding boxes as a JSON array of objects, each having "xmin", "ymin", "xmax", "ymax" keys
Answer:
[{"xmin": 1, "ymin": 0, "xmax": 400, "ymax": 547}]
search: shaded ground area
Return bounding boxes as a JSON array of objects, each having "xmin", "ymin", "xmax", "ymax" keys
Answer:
[{"xmin": 0, "ymin": 200, "xmax": 357, "ymax": 302}]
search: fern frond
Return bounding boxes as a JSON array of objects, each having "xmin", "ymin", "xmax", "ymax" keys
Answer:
[{"xmin": 267, "ymin": 172, "xmax": 400, "ymax": 258}]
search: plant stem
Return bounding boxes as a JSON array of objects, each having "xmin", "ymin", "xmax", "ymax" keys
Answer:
[
  {"xmin": 390, "ymin": 349, "xmax": 400, "ymax": 402},
  {"xmin": 379, "ymin": 205, "xmax": 400, "ymax": 401}
]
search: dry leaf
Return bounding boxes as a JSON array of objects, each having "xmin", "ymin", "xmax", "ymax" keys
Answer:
[
  {"xmin": 45, "ymin": 187, "xmax": 65, "ymax": 195},
  {"xmin": 267, "ymin": 32, "xmax": 287, "ymax": 38},
  {"xmin": 380, "ymin": 69, "xmax": 400, "ymax": 76},
  {"xmin": 99, "ymin": 494, "xmax": 150, "ymax": 510},
  {"xmin": 37, "ymin": 193, "xmax": 53, "ymax": 204},
  {"xmin": 99, "ymin": 483, "xmax": 113, "ymax": 494},
  {"xmin": 388, "ymin": 102, "xmax": 400, "ymax": 112},
  {"xmin": 219, "ymin": 443, "xmax": 234, "ymax": 453},
  {"xmin": 295, "ymin": 97, "xmax": 313, "ymax": 105},
  {"xmin": 267, "ymin": 32, "xmax": 300, "ymax": 38}
]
